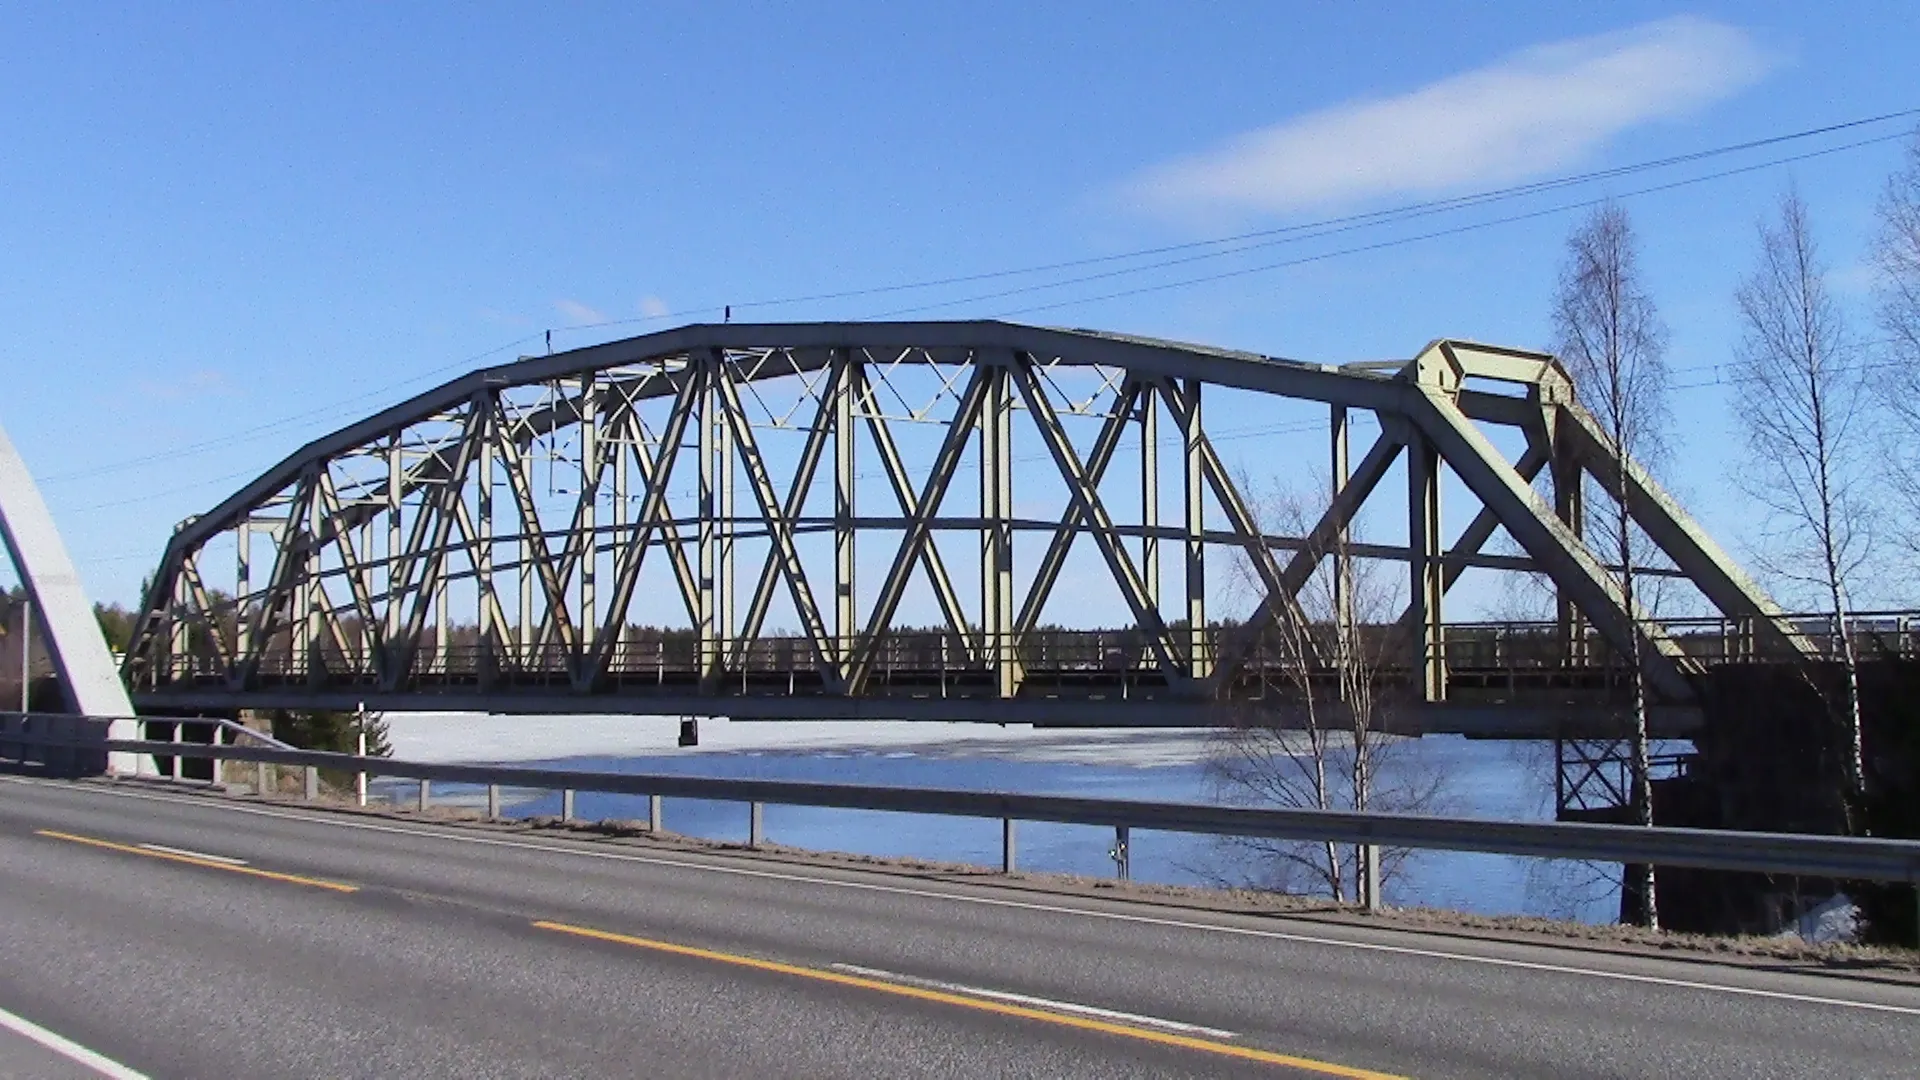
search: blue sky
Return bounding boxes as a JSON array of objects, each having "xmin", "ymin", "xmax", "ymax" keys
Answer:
[{"xmin": 2, "ymin": 2, "xmax": 1917, "ymax": 610}]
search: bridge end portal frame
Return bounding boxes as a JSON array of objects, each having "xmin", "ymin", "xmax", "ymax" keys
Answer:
[{"xmin": 123, "ymin": 322, "xmax": 1810, "ymax": 738}]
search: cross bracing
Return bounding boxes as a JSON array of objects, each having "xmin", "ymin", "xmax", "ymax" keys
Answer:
[{"xmin": 123, "ymin": 321, "xmax": 1817, "ymax": 736}]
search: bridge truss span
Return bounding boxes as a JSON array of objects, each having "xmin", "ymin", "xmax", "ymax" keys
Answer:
[{"xmin": 124, "ymin": 321, "xmax": 1814, "ymax": 736}]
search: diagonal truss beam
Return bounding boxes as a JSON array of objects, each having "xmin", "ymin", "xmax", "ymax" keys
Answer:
[
  {"xmin": 1149, "ymin": 375, "xmax": 1319, "ymax": 683},
  {"xmin": 239, "ymin": 473, "xmax": 316, "ymax": 683},
  {"xmin": 731, "ymin": 362, "xmax": 843, "ymax": 670},
  {"xmin": 1012, "ymin": 380, "xmax": 1142, "ymax": 639},
  {"xmin": 610, "ymin": 410, "xmax": 704, "ymax": 637},
  {"xmin": 848, "ymin": 364, "xmax": 992, "ymax": 692},
  {"xmin": 314, "ymin": 470, "xmax": 383, "ymax": 652},
  {"xmin": 1012, "ymin": 356, "xmax": 1184, "ymax": 681},
  {"xmin": 1389, "ymin": 438, "xmax": 1550, "ymax": 638},
  {"xmin": 175, "ymin": 554, "xmax": 235, "ymax": 671},
  {"xmin": 495, "ymin": 399, "xmax": 580, "ymax": 655},
  {"xmin": 1557, "ymin": 403, "xmax": 1817, "ymax": 660},
  {"xmin": 1404, "ymin": 384, "xmax": 1697, "ymax": 702},
  {"xmin": 1211, "ymin": 426, "xmax": 1404, "ymax": 686},
  {"xmin": 713, "ymin": 359, "xmax": 840, "ymax": 685},
  {"xmin": 855, "ymin": 361, "xmax": 979, "ymax": 660},
  {"xmin": 591, "ymin": 364, "xmax": 705, "ymax": 681},
  {"xmin": 391, "ymin": 398, "xmax": 488, "ymax": 683}
]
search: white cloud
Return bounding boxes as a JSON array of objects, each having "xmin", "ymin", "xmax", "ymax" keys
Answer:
[
  {"xmin": 477, "ymin": 306, "xmax": 530, "ymax": 327},
  {"xmin": 639, "ymin": 294, "xmax": 671, "ymax": 319},
  {"xmin": 554, "ymin": 298, "xmax": 607, "ymax": 324},
  {"xmin": 1124, "ymin": 16, "xmax": 1774, "ymax": 220},
  {"xmin": 136, "ymin": 368, "xmax": 236, "ymax": 402}
]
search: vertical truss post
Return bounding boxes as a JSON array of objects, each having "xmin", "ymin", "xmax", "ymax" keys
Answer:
[
  {"xmin": 1331, "ymin": 405, "xmax": 1354, "ymax": 660},
  {"xmin": 434, "ymin": 576, "xmax": 448, "ymax": 674},
  {"xmin": 579, "ymin": 377, "xmax": 599, "ymax": 663},
  {"xmin": 477, "ymin": 426, "xmax": 496, "ymax": 683},
  {"xmin": 719, "ymin": 370, "xmax": 735, "ymax": 677},
  {"xmin": 1141, "ymin": 384, "xmax": 1160, "ymax": 611},
  {"xmin": 516, "ymin": 432, "xmax": 534, "ymax": 673},
  {"xmin": 697, "ymin": 352, "xmax": 720, "ymax": 686},
  {"xmin": 169, "ymin": 574, "xmax": 189, "ymax": 684},
  {"xmin": 834, "ymin": 349, "xmax": 857, "ymax": 669},
  {"xmin": 386, "ymin": 433, "xmax": 404, "ymax": 679},
  {"xmin": 1552, "ymin": 425, "xmax": 1587, "ymax": 666},
  {"xmin": 1407, "ymin": 430, "xmax": 1445, "ymax": 702},
  {"xmin": 979, "ymin": 356, "xmax": 1016, "ymax": 697},
  {"xmin": 387, "ymin": 433, "xmax": 403, "ymax": 632},
  {"xmin": 1180, "ymin": 380, "xmax": 1209, "ymax": 678},
  {"xmin": 355, "ymin": 519, "xmax": 374, "ymax": 673},
  {"xmin": 235, "ymin": 520, "xmax": 251, "ymax": 670},
  {"xmin": 303, "ymin": 476, "xmax": 325, "ymax": 684},
  {"xmin": 612, "ymin": 414, "xmax": 629, "ymax": 675}
]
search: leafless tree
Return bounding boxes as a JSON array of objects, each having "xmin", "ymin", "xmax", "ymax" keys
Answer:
[
  {"xmin": 1551, "ymin": 202, "xmax": 1670, "ymax": 928},
  {"xmin": 1207, "ymin": 479, "xmax": 1445, "ymax": 906},
  {"xmin": 1873, "ymin": 128, "xmax": 1920, "ymax": 548},
  {"xmin": 1733, "ymin": 188, "xmax": 1872, "ymax": 813}
]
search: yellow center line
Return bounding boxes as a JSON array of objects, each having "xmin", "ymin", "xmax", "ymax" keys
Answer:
[
  {"xmin": 34, "ymin": 830, "xmax": 359, "ymax": 894},
  {"xmin": 533, "ymin": 919, "xmax": 1405, "ymax": 1079}
]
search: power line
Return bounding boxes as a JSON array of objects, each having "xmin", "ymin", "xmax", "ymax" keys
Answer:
[
  {"xmin": 703, "ymin": 107, "xmax": 1920, "ymax": 318},
  {"xmin": 972, "ymin": 132, "xmax": 1913, "ymax": 320},
  {"xmin": 527, "ymin": 110, "xmax": 1918, "ymax": 336},
  {"xmin": 45, "ymin": 107, "xmax": 1920, "ymax": 488},
  {"xmin": 35, "ymin": 332, "xmax": 548, "ymax": 486}
]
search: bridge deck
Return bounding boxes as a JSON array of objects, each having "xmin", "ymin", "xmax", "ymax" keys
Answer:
[{"xmin": 133, "ymin": 617, "xmax": 1917, "ymax": 739}]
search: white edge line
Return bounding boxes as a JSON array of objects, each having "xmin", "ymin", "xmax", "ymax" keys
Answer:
[
  {"xmin": 136, "ymin": 843, "xmax": 248, "ymax": 866},
  {"xmin": 829, "ymin": 963, "xmax": 1238, "ymax": 1037},
  {"xmin": 7, "ymin": 776, "xmax": 1919, "ymax": 1018},
  {"xmin": 0, "ymin": 1004, "xmax": 151, "ymax": 1080}
]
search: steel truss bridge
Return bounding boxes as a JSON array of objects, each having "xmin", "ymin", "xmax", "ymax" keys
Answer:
[{"xmin": 125, "ymin": 321, "xmax": 1828, "ymax": 738}]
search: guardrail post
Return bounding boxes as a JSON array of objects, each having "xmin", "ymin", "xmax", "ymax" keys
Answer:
[
  {"xmin": 749, "ymin": 801, "xmax": 764, "ymax": 849},
  {"xmin": 417, "ymin": 778, "xmax": 431, "ymax": 811},
  {"xmin": 648, "ymin": 794, "xmax": 663, "ymax": 834},
  {"xmin": 171, "ymin": 722, "xmax": 183, "ymax": 781},
  {"xmin": 207, "ymin": 723, "xmax": 220, "ymax": 788},
  {"xmin": 1112, "ymin": 825, "xmax": 1131, "ymax": 881},
  {"xmin": 1002, "ymin": 818, "xmax": 1017, "ymax": 874},
  {"xmin": 561, "ymin": 788, "xmax": 575, "ymax": 822},
  {"xmin": 303, "ymin": 766, "xmax": 318, "ymax": 801},
  {"xmin": 255, "ymin": 759, "xmax": 269, "ymax": 797},
  {"xmin": 486, "ymin": 783, "xmax": 500, "ymax": 819},
  {"xmin": 1360, "ymin": 843, "xmax": 1382, "ymax": 913}
]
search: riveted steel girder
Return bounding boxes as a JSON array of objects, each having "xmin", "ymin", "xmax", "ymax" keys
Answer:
[{"xmin": 123, "ymin": 321, "xmax": 1807, "ymax": 729}]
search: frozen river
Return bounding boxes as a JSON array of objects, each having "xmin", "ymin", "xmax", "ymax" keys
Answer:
[{"xmin": 380, "ymin": 714, "xmax": 1621, "ymax": 922}]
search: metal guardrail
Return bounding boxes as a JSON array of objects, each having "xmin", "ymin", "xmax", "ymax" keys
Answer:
[{"xmin": 4, "ymin": 715, "xmax": 1918, "ymax": 912}]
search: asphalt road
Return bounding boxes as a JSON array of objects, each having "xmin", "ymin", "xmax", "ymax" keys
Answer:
[{"xmin": 0, "ymin": 775, "xmax": 1915, "ymax": 1079}]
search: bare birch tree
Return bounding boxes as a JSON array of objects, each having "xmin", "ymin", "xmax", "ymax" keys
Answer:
[
  {"xmin": 1208, "ymin": 478, "xmax": 1444, "ymax": 906},
  {"xmin": 1551, "ymin": 202, "xmax": 1669, "ymax": 928},
  {"xmin": 1733, "ymin": 188, "xmax": 1872, "ymax": 815},
  {"xmin": 1873, "ymin": 129, "xmax": 1920, "ymax": 546}
]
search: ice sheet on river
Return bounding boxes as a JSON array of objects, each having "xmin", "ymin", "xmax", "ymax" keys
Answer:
[{"xmin": 386, "ymin": 712, "xmax": 1223, "ymax": 767}]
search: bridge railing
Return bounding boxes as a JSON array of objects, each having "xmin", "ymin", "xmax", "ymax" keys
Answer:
[
  {"xmin": 4, "ymin": 712, "xmax": 1917, "ymax": 923},
  {"xmin": 147, "ymin": 610, "xmax": 1920, "ymax": 694}
]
